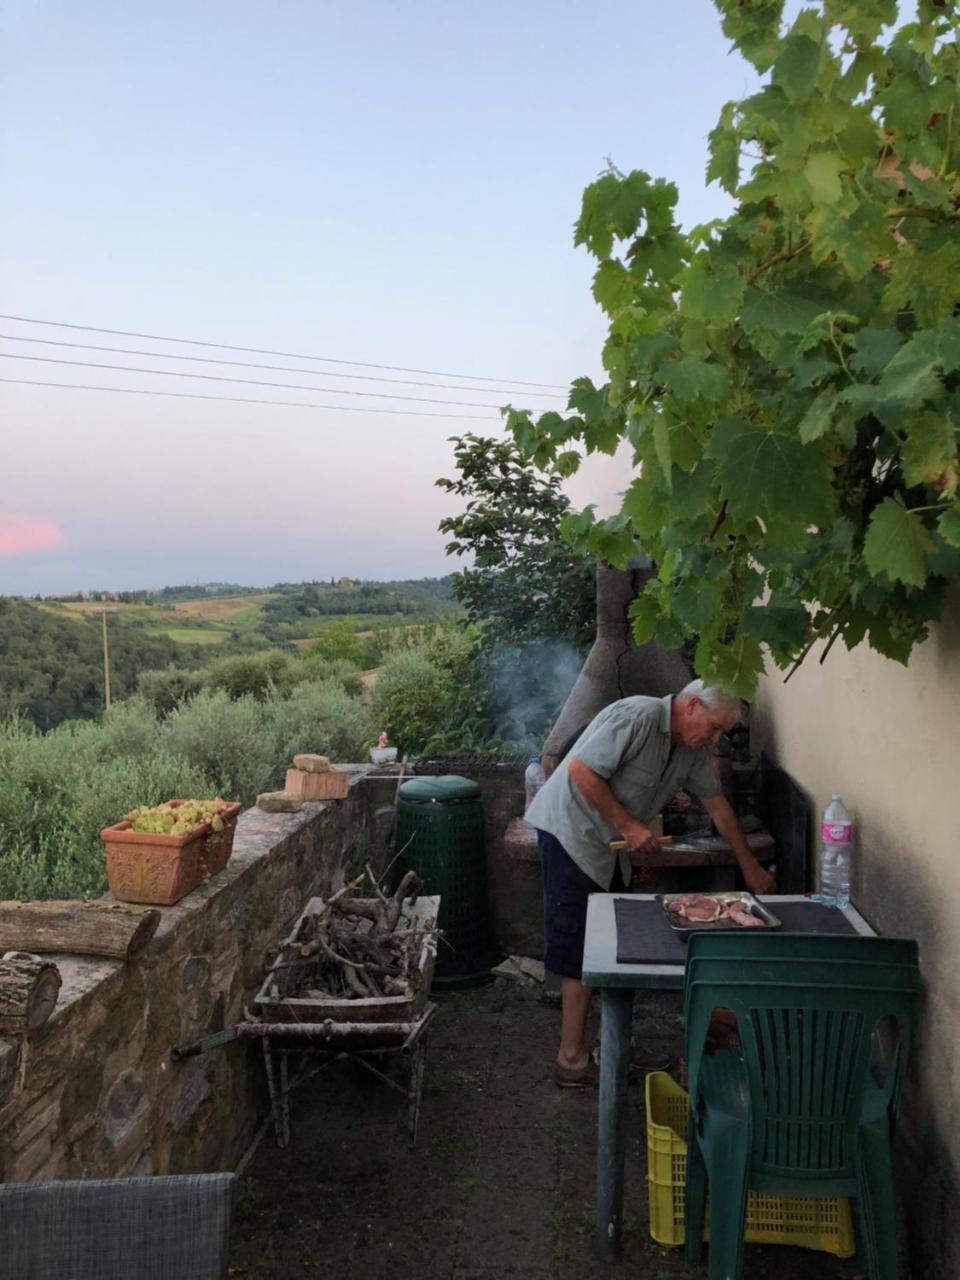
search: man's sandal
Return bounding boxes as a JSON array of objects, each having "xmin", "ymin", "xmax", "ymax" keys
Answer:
[
  {"xmin": 553, "ymin": 1058, "xmax": 600, "ymax": 1088},
  {"xmin": 591, "ymin": 1041, "xmax": 671, "ymax": 1074}
]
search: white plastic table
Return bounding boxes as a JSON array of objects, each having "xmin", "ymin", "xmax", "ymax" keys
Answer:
[{"xmin": 582, "ymin": 893, "xmax": 876, "ymax": 1259}]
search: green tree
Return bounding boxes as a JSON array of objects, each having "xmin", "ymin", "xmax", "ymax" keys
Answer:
[
  {"xmin": 436, "ymin": 433, "xmax": 596, "ymax": 649},
  {"xmin": 306, "ymin": 617, "xmax": 363, "ymax": 664},
  {"xmin": 508, "ymin": 0, "xmax": 960, "ymax": 696}
]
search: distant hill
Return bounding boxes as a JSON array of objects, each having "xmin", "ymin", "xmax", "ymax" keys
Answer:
[
  {"xmin": 2, "ymin": 576, "xmax": 459, "ymax": 730},
  {"xmin": 0, "ymin": 598, "xmax": 213, "ymax": 730}
]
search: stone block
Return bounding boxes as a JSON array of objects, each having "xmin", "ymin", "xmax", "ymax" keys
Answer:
[
  {"xmin": 256, "ymin": 791, "xmax": 303, "ymax": 813},
  {"xmin": 11, "ymin": 1091, "xmax": 63, "ymax": 1152},
  {"xmin": 292, "ymin": 753, "xmax": 331, "ymax": 773},
  {"xmin": 102, "ymin": 1069, "xmax": 146, "ymax": 1148},
  {"xmin": 285, "ymin": 767, "xmax": 348, "ymax": 801},
  {"xmin": 9, "ymin": 1131, "xmax": 52, "ymax": 1181}
]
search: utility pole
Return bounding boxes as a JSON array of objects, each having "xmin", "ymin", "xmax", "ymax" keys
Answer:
[{"xmin": 101, "ymin": 609, "xmax": 111, "ymax": 710}]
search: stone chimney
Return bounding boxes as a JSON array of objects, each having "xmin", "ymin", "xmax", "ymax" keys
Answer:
[{"xmin": 541, "ymin": 560, "xmax": 690, "ymax": 770}]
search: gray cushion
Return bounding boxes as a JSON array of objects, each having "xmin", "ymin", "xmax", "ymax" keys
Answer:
[{"xmin": 0, "ymin": 1173, "xmax": 234, "ymax": 1279}]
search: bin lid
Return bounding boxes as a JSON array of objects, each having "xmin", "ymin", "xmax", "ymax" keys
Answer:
[{"xmin": 399, "ymin": 775, "xmax": 481, "ymax": 803}]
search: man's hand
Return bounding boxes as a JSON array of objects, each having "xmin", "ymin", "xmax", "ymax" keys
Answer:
[
  {"xmin": 619, "ymin": 819, "xmax": 662, "ymax": 858},
  {"xmin": 742, "ymin": 862, "xmax": 777, "ymax": 896},
  {"xmin": 703, "ymin": 793, "xmax": 777, "ymax": 896}
]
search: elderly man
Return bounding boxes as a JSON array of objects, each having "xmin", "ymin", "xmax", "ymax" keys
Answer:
[{"xmin": 526, "ymin": 679, "xmax": 776, "ymax": 1087}]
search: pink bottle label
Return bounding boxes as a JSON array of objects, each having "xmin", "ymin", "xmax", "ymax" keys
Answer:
[{"xmin": 822, "ymin": 822, "xmax": 852, "ymax": 843}]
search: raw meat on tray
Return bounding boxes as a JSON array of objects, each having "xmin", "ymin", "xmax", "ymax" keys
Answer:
[{"xmin": 669, "ymin": 894, "xmax": 767, "ymax": 927}]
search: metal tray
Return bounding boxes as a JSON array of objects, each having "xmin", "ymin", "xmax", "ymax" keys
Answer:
[{"xmin": 656, "ymin": 891, "xmax": 782, "ymax": 935}]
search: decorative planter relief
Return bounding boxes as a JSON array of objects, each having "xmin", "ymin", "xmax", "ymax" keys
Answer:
[{"xmin": 100, "ymin": 799, "xmax": 242, "ymax": 906}]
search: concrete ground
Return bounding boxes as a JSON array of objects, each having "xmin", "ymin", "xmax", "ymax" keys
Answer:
[{"xmin": 230, "ymin": 982, "xmax": 865, "ymax": 1280}]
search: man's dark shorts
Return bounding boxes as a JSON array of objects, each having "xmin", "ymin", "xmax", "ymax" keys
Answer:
[{"xmin": 538, "ymin": 829, "xmax": 626, "ymax": 980}]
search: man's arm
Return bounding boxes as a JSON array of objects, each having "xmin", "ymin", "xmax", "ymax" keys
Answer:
[
  {"xmin": 702, "ymin": 793, "xmax": 777, "ymax": 895},
  {"xmin": 567, "ymin": 757, "xmax": 662, "ymax": 856}
]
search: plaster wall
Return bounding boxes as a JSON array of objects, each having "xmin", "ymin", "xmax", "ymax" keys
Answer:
[{"xmin": 751, "ymin": 583, "xmax": 960, "ymax": 1279}]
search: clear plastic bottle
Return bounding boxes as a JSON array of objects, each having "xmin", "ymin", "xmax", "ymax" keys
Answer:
[
  {"xmin": 524, "ymin": 756, "xmax": 546, "ymax": 812},
  {"xmin": 819, "ymin": 795, "xmax": 853, "ymax": 907}
]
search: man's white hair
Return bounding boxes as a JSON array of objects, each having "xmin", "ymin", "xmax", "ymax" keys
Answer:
[{"xmin": 677, "ymin": 679, "xmax": 742, "ymax": 721}]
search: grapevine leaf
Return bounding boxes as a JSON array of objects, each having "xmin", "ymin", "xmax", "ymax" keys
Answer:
[
  {"xmin": 884, "ymin": 241, "xmax": 960, "ymax": 328},
  {"xmin": 621, "ymin": 478, "xmax": 668, "ymax": 540},
  {"xmin": 695, "ymin": 632, "xmax": 766, "ymax": 700},
  {"xmin": 673, "ymin": 579, "xmax": 723, "ymax": 631},
  {"xmin": 715, "ymin": 0, "xmax": 786, "ymax": 72},
  {"xmin": 568, "ymin": 378, "xmax": 608, "ymax": 423},
  {"xmin": 804, "ymin": 150, "xmax": 845, "ymax": 203},
  {"xmin": 629, "ymin": 592, "xmax": 660, "ymax": 645},
  {"xmin": 740, "ymin": 288, "xmax": 826, "ymax": 336},
  {"xmin": 937, "ymin": 318, "xmax": 960, "ymax": 372},
  {"xmin": 657, "ymin": 357, "xmax": 729, "ymax": 403},
  {"xmin": 678, "ymin": 258, "xmax": 745, "ymax": 325},
  {"xmin": 668, "ymin": 418, "xmax": 703, "ymax": 473},
  {"xmin": 706, "ymin": 418, "xmax": 835, "ymax": 534},
  {"xmin": 939, "ymin": 504, "xmax": 960, "ymax": 549},
  {"xmin": 863, "ymin": 498, "xmax": 934, "ymax": 587},
  {"xmin": 900, "ymin": 413, "xmax": 958, "ymax": 490},
  {"xmin": 653, "ymin": 415, "xmax": 672, "ymax": 491},
  {"xmin": 555, "ymin": 450, "xmax": 582, "ymax": 479},
  {"xmin": 743, "ymin": 597, "xmax": 811, "ymax": 660},
  {"xmin": 850, "ymin": 328, "xmax": 902, "ymax": 377},
  {"xmin": 773, "ymin": 33, "xmax": 822, "ymax": 103},
  {"xmin": 706, "ymin": 102, "xmax": 740, "ymax": 193},
  {"xmin": 797, "ymin": 388, "xmax": 836, "ymax": 443},
  {"xmin": 807, "ymin": 198, "xmax": 889, "ymax": 279},
  {"xmin": 592, "ymin": 260, "xmax": 634, "ymax": 313},
  {"xmin": 669, "ymin": 464, "xmax": 715, "ymax": 521},
  {"xmin": 586, "ymin": 516, "xmax": 640, "ymax": 567},
  {"xmin": 877, "ymin": 331, "xmax": 942, "ymax": 404}
]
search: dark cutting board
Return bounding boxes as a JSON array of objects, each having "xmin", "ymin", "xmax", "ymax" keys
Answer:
[{"xmin": 614, "ymin": 897, "xmax": 861, "ymax": 966}]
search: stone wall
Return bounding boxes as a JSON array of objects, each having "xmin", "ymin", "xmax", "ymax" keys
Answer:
[{"xmin": 0, "ymin": 773, "xmax": 396, "ymax": 1182}]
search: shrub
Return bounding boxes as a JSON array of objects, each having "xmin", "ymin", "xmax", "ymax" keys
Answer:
[
  {"xmin": 138, "ymin": 665, "xmax": 205, "ymax": 715},
  {"xmin": 271, "ymin": 680, "xmax": 376, "ymax": 765},
  {"xmin": 0, "ymin": 716, "xmax": 206, "ymax": 899},
  {"xmin": 294, "ymin": 653, "xmax": 364, "ymax": 697},
  {"xmin": 205, "ymin": 651, "xmax": 293, "ymax": 700},
  {"xmin": 161, "ymin": 689, "xmax": 278, "ymax": 801},
  {"xmin": 372, "ymin": 648, "xmax": 453, "ymax": 755}
]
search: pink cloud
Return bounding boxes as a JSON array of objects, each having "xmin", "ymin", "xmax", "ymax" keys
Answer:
[{"xmin": 0, "ymin": 515, "xmax": 65, "ymax": 557}]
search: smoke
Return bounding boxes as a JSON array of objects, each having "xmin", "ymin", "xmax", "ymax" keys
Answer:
[{"xmin": 485, "ymin": 640, "xmax": 585, "ymax": 750}]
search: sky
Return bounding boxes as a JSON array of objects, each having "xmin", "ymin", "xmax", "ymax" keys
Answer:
[{"xmin": 0, "ymin": 0, "xmax": 765, "ymax": 595}]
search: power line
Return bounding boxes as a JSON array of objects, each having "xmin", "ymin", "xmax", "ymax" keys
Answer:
[
  {"xmin": 0, "ymin": 376, "xmax": 499, "ymax": 419},
  {"xmin": 0, "ymin": 313, "xmax": 568, "ymax": 391},
  {"xmin": 0, "ymin": 352, "xmax": 553, "ymax": 410},
  {"xmin": 0, "ymin": 333, "xmax": 566, "ymax": 399}
]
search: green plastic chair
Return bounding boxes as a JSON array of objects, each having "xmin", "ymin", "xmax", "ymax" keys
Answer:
[
  {"xmin": 684, "ymin": 937, "xmax": 920, "ymax": 1095},
  {"xmin": 683, "ymin": 932, "xmax": 920, "ymax": 1280},
  {"xmin": 683, "ymin": 931, "xmax": 918, "ymax": 966}
]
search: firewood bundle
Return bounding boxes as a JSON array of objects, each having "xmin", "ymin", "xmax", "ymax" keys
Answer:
[{"xmin": 284, "ymin": 866, "xmax": 436, "ymax": 1002}]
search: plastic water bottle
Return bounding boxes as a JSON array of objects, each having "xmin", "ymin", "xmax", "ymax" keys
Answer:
[
  {"xmin": 819, "ymin": 795, "xmax": 853, "ymax": 907},
  {"xmin": 524, "ymin": 756, "xmax": 546, "ymax": 812}
]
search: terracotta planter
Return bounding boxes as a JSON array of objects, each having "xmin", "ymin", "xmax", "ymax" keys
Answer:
[{"xmin": 100, "ymin": 800, "xmax": 242, "ymax": 906}]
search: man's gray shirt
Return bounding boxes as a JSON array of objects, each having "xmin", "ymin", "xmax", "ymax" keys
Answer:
[{"xmin": 526, "ymin": 694, "xmax": 721, "ymax": 888}]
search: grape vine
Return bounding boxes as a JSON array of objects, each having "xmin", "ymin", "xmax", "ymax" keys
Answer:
[{"xmin": 507, "ymin": 0, "xmax": 960, "ymax": 696}]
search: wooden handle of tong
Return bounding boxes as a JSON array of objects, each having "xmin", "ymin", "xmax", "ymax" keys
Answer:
[{"xmin": 609, "ymin": 836, "xmax": 673, "ymax": 850}]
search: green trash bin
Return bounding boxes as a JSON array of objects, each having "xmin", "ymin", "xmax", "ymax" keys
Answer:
[{"xmin": 395, "ymin": 774, "xmax": 494, "ymax": 987}]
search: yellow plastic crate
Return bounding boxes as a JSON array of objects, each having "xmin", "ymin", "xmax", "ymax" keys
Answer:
[{"xmin": 645, "ymin": 1071, "xmax": 855, "ymax": 1257}]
